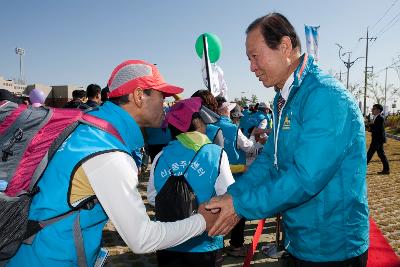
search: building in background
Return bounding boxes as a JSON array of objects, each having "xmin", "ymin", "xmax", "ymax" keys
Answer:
[
  {"xmin": 0, "ymin": 76, "xmax": 27, "ymax": 95},
  {"xmin": 1, "ymin": 75, "xmax": 82, "ymax": 107},
  {"xmin": 48, "ymin": 85, "xmax": 83, "ymax": 107}
]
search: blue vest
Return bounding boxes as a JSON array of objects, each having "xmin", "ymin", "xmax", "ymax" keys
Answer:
[
  {"xmin": 8, "ymin": 102, "xmax": 143, "ymax": 267},
  {"xmin": 240, "ymin": 112, "xmax": 256, "ymax": 137},
  {"xmin": 215, "ymin": 116, "xmax": 245, "ymax": 166},
  {"xmin": 154, "ymin": 139, "xmax": 223, "ymax": 252},
  {"xmin": 205, "ymin": 124, "xmax": 220, "ymax": 143}
]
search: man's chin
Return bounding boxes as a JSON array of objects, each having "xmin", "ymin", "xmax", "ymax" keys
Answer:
[
  {"xmin": 148, "ymin": 118, "xmax": 163, "ymax": 128},
  {"xmin": 262, "ymin": 80, "xmax": 273, "ymax": 88}
]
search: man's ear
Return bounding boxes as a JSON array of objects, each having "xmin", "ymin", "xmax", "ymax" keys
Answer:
[
  {"xmin": 131, "ymin": 88, "xmax": 144, "ymax": 108},
  {"xmin": 280, "ymin": 36, "xmax": 293, "ymax": 57}
]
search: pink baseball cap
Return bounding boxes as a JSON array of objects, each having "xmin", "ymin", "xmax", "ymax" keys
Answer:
[
  {"xmin": 107, "ymin": 60, "xmax": 184, "ymax": 98},
  {"xmin": 163, "ymin": 97, "xmax": 220, "ymax": 132}
]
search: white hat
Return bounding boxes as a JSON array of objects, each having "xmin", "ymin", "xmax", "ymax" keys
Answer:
[{"xmin": 219, "ymin": 102, "xmax": 237, "ymax": 112}]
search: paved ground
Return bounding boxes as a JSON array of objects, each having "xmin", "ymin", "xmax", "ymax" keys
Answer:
[{"xmin": 103, "ymin": 133, "xmax": 400, "ymax": 266}]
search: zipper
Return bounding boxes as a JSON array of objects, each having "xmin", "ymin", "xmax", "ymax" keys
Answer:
[{"xmin": 2, "ymin": 128, "xmax": 24, "ymax": 162}]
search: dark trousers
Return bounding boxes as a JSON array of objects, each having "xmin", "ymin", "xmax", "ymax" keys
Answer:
[
  {"xmin": 156, "ymin": 249, "xmax": 223, "ymax": 267},
  {"xmin": 229, "ymin": 218, "xmax": 246, "ymax": 247},
  {"xmin": 367, "ymin": 142, "xmax": 389, "ymax": 171},
  {"xmin": 284, "ymin": 250, "xmax": 368, "ymax": 267},
  {"xmin": 148, "ymin": 144, "xmax": 167, "ymax": 163}
]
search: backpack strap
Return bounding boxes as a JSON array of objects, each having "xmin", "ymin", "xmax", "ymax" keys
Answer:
[
  {"xmin": 73, "ymin": 212, "xmax": 88, "ymax": 267},
  {"xmin": 24, "ymin": 208, "xmax": 92, "ymax": 267}
]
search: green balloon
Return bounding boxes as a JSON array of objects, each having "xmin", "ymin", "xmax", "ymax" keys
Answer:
[{"xmin": 195, "ymin": 33, "xmax": 222, "ymax": 63}]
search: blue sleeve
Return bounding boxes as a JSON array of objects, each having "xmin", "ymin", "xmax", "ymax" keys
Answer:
[
  {"xmin": 132, "ymin": 148, "xmax": 143, "ymax": 167},
  {"xmin": 228, "ymin": 88, "xmax": 355, "ymax": 219}
]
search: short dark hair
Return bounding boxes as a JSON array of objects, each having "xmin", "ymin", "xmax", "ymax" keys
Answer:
[
  {"xmin": 108, "ymin": 88, "xmax": 152, "ymax": 106},
  {"xmin": 72, "ymin": 89, "xmax": 86, "ymax": 99},
  {"xmin": 215, "ymin": 96, "xmax": 227, "ymax": 109},
  {"xmin": 246, "ymin": 12, "xmax": 301, "ymax": 51},
  {"xmin": 373, "ymin": 104, "xmax": 383, "ymax": 112},
  {"xmin": 86, "ymin": 84, "xmax": 101, "ymax": 98},
  {"xmin": 101, "ymin": 86, "xmax": 110, "ymax": 102},
  {"xmin": 191, "ymin": 90, "xmax": 218, "ymax": 112}
]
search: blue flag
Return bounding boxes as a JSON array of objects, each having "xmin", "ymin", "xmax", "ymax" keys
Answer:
[{"xmin": 304, "ymin": 25, "xmax": 320, "ymax": 62}]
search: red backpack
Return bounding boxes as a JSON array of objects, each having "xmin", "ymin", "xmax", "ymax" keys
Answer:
[{"xmin": 0, "ymin": 100, "xmax": 123, "ymax": 262}]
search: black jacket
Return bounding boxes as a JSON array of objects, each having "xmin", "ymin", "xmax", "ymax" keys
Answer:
[
  {"xmin": 86, "ymin": 100, "xmax": 99, "ymax": 108},
  {"xmin": 369, "ymin": 114, "xmax": 386, "ymax": 144},
  {"xmin": 63, "ymin": 100, "xmax": 91, "ymax": 110}
]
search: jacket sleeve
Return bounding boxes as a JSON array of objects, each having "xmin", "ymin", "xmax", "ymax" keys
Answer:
[
  {"xmin": 228, "ymin": 127, "xmax": 275, "ymax": 191},
  {"xmin": 228, "ymin": 87, "xmax": 355, "ymax": 219}
]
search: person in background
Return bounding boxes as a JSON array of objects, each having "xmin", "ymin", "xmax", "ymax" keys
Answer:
[
  {"xmin": 215, "ymin": 100, "xmax": 264, "ymax": 257},
  {"xmin": 0, "ymin": 89, "xmax": 22, "ymax": 104},
  {"xmin": 147, "ymin": 97, "xmax": 234, "ymax": 267},
  {"xmin": 64, "ymin": 89, "xmax": 90, "ymax": 110},
  {"xmin": 101, "ymin": 86, "xmax": 110, "ymax": 103},
  {"xmin": 367, "ymin": 103, "xmax": 390, "ymax": 174},
  {"xmin": 191, "ymin": 90, "xmax": 224, "ymax": 148},
  {"xmin": 144, "ymin": 126, "xmax": 172, "ymax": 163},
  {"xmin": 86, "ymin": 84, "xmax": 102, "ymax": 108},
  {"xmin": 206, "ymin": 12, "xmax": 369, "ymax": 267}
]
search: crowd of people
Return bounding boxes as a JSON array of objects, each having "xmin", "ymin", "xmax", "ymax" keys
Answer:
[{"xmin": 1, "ymin": 11, "xmax": 390, "ymax": 267}]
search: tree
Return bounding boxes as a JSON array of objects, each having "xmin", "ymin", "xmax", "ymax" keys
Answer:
[
  {"xmin": 234, "ymin": 96, "xmax": 248, "ymax": 107},
  {"xmin": 367, "ymin": 73, "xmax": 386, "ymax": 105},
  {"xmin": 348, "ymin": 83, "xmax": 363, "ymax": 101},
  {"xmin": 250, "ymin": 94, "xmax": 258, "ymax": 104}
]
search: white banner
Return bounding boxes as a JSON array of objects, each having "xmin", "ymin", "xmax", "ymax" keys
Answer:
[
  {"xmin": 201, "ymin": 58, "xmax": 228, "ymax": 97},
  {"xmin": 304, "ymin": 25, "xmax": 320, "ymax": 62}
]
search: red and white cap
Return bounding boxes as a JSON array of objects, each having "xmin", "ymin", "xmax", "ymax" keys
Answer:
[{"xmin": 107, "ymin": 60, "xmax": 184, "ymax": 98}]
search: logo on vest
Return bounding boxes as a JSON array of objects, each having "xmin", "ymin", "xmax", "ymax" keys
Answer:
[{"xmin": 282, "ymin": 115, "xmax": 291, "ymax": 130}]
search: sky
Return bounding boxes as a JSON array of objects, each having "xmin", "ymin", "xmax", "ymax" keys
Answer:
[{"xmin": 1, "ymin": 0, "xmax": 399, "ymax": 109}]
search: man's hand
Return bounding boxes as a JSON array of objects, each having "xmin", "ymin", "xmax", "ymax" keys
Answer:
[
  {"xmin": 252, "ymin": 127, "xmax": 271, "ymax": 135},
  {"xmin": 258, "ymin": 136, "xmax": 267, "ymax": 144},
  {"xmin": 198, "ymin": 203, "xmax": 219, "ymax": 232},
  {"xmin": 205, "ymin": 194, "xmax": 241, "ymax": 237}
]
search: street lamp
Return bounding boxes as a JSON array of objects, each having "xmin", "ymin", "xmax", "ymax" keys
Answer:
[
  {"xmin": 335, "ymin": 43, "xmax": 364, "ymax": 90},
  {"xmin": 15, "ymin": 47, "xmax": 25, "ymax": 84}
]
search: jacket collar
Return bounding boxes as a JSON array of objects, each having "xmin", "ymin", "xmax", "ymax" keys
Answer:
[
  {"xmin": 220, "ymin": 115, "xmax": 232, "ymax": 123},
  {"xmin": 292, "ymin": 53, "xmax": 314, "ymax": 88},
  {"xmin": 89, "ymin": 101, "xmax": 144, "ymax": 153}
]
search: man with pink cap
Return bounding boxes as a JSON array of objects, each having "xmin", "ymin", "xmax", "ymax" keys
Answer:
[{"xmin": 7, "ymin": 60, "xmax": 218, "ymax": 267}]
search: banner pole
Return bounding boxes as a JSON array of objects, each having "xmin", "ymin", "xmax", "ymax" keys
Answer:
[{"xmin": 202, "ymin": 34, "xmax": 211, "ymax": 91}]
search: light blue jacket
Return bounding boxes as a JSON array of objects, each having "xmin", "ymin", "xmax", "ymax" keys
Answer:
[
  {"xmin": 228, "ymin": 54, "xmax": 369, "ymax": 262},
  {"xmin": 8, "ymin": 102, "xmax": 143, "ymax": 267}
]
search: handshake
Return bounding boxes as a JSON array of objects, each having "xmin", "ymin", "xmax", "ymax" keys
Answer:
[{"xmin": 198, "ymin": 194, "xmax": 241, "ymax": 237}]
